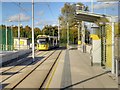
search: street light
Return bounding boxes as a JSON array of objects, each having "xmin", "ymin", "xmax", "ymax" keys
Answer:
[
  {"xmin": 67, "ymin": 21, "xmax": 69, "ymax": 49},
  {"xmin": 18, "ymin": 2, "xmax": 21, "ymax": 50},
  {"xmin": 58, "ymin": 19, "xmax": 60, "ymax": 42},
  {"xmin": 6, "ymin": 22, "xmax": 8, "ymax": 51},
  {"xmin": 32, "ymin": 0, "xmax": 35, "ymax": 62}
]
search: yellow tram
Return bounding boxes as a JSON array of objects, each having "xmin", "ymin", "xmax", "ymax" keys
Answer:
[{"xmin": 36, "ymin": 35, "xmax": 59, "ymax": 50}]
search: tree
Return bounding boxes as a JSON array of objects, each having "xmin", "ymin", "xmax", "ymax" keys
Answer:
[
  {"xmin": 42, "ymin": 25, "xmax": 58, "ymax": 36},
  {"xmin": 59, "ymin": 2, "xmax": 89, "ymax": 44},
  {"xmin": 12, "ymin": 26, "xmax": 18, "ymax": 37},
  {"xmin": 24, "ymin": 25, "xmax": 32, "ymax": 39},
  {"xmin": 34, "ymin": 27, "xmax": 42, "ymax": 41}
]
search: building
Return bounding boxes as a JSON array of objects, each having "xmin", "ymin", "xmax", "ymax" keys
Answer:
[{"xmin": 14, "ymin": 37, "xmax": 30, "ymax": 50}]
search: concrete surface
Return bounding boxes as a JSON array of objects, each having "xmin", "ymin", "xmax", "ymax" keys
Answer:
[
  {"xmin": 0, "ymin": 49, "xmax": 32, "ymax": 67},
  {"xmin": 2, "ymin": 51, "xmax": 53, "ymax": 89},
  {"xmin": 46, "ymin": 49, "xmax": 118, "ymax": 89}
]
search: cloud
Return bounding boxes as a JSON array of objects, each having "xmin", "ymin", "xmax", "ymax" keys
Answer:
[
  {"xmin": 35, "ymin": 20, "xmax": 47, "ymax": 26},
  {"xmin": 37, "ymin": 11, "xmax": 44, "ymax": 16},
  {"xmin": 8, "ymin": 13, "xmax": 30, "ymax": 22},
  {"xmin": 94, "ymin": 2, "xmax": 117, "ymax": 9},
  {"xmin": 35, "ymin": 19, "xmax": 57, "ymax": 26}
]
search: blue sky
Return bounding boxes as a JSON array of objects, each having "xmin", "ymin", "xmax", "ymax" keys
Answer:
[{"xmin": 1, "ymin": 1, "xmax": 118, "ymax": 30}]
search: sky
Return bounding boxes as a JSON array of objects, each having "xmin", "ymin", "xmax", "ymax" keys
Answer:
[{"xmin": 1, "ymin": 1, "xmax": 119, "ymax": 30}]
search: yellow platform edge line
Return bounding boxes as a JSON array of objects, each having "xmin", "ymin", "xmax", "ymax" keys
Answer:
[{"xmin": 45, "ymin": 51, "xmax": 62, "ymax": 89}]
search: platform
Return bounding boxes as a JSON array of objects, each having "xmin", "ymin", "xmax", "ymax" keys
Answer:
[
  {"xmin": 44, "ymin": 49, "xmax": 118, "ymax": 89},
  {"xmin": 0, "ymin": 49, "xmax": 32, "ymax": 67}
]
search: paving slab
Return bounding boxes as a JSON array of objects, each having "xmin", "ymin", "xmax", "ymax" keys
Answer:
[{"xmin": 46, "ymin": 49, "xmax": 118, "ymax": 89}]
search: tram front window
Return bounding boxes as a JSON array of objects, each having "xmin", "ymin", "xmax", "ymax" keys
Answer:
[
  {"xmin": 39, "ymin": 41, "xmax": 47, "ymax": 44},
  {"xmin": 37, "ymin": 38, "xmax": 48, "ymax": 44}
]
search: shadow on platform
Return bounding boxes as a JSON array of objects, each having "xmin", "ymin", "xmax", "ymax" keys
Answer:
[{"xmin": 61, "ymin": 71, "xmax": 111, "ymax": 90}]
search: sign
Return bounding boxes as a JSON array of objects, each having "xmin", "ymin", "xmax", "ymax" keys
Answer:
[
  {"xmin": 20, "ymin": 41, "xmax": 24, "ymax": 45},
  {"xmin": 39, "ymin": 39, "xmax": 46, "ymax": 41}
]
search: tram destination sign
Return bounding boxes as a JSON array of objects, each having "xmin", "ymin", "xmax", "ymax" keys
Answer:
[{"xmin": 39, "ymin": 38, "xmax": 46, "ymax": 41}]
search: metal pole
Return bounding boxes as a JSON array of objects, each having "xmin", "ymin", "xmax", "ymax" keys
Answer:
[
  {"xmin": 78, "ymin": 23, "xmax": 80, "ymax": 42},
  {"xmin": 81, "ymin": 6, "xmax": 86, "ymax": 53},
  {"xmin": 53, "ymin": 28, "xmax": 54, "ymax": 46},
  {"xmin": 112, "ymin": 21, "xmax": 115, "ymax": 74},
  {"xmin": 6, "ymin": 23, "xmax": 7, "ymax": 51},
  {"xmin": 116, "ymin": 59, "xmax": 118, "ymax": 78},
  {"xmin": 32, "ymin": 0, "xmax": 35, "ymax": 62},
  {"xmin": 18, "ymin": 2, "xmax": 20, "ymax": 50},
  {"xmin": 67, "ymin": 22, "xmax": 69, "ymax": 49},
  {"xmin": 11, "ymin": 25, "xmax": 13, "ymax": 50},
  {"xmin": 78, "ymin": 22, "xmax": 80, "ymax": 50},
  {"xmin": 58, "ymin": 19, "xmax": 60, "ymax": 41},
  {"xmin": 53, "ymin": 28, "xmax": 54, "ymax": 36},
  {"xmin": 82, "ymin": 21, "xmax": 86, "ymax": 53}
]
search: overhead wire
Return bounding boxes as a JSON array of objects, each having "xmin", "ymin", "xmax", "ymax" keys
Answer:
[
  {"xmin": 12, "ymin": 2, "xmax": 43, "ymax": 22},
  {"xmin": 12, "ymin": 2, "xmax": 32, "ymax": 19},
  {"xmin": 46, "ymin": 3, "xmax": 55, "ymax": 17},
  {"xmin": 11, "ymin": 2, "xmax": 57, "ymax": 26}
]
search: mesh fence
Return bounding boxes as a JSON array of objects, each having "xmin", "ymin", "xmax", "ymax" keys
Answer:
[
  {"xmin": 0, "ymin": 28, "xmax": 13, "ymax": 51},
  {"xmin": 105, "ymin": 24, "xmax": 112, "ymax": 69}
]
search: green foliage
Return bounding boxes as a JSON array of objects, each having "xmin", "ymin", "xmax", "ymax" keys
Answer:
[
  {"xmin": 42, "ymin": 25, "xmax": 58, "ymax": 36},
  {"xmin": 0, "ymin": 25, "xmax": 42, "ymax": 43},
  {"xmin": 59, "ymin": 2, "xmax": 90, "ymax": 44}
]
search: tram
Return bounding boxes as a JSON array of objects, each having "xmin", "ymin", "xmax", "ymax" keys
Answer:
[{"xmin": 36, "ymin": 35, "xmax": 59, "ymax": 50}]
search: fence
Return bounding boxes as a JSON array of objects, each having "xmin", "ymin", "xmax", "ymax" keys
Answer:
[
  {"xmin": 105, "ymin": 24, "xmax": 112, "ymax": 69},
  {"xmin": 0, "ymin": 28, "xmax": 13, "ymax": 51}
]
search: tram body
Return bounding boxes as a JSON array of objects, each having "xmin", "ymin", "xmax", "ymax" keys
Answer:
[{"xmin": 36, "ymin": 35, "xmax": 59, "ymax": 50}]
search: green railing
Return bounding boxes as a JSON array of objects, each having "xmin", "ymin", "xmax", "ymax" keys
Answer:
[{"xmin": 0, "ymin": 44, "xmax": 14, "ymax": 51}]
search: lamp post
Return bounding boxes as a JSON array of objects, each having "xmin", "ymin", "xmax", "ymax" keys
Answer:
[
  {"xmin": 58, "ymin": 19, "xmax": 60, "ymax": 43},
  {"xmin": 52, "ymin": 25, "xmax": 55, "ymax": 46},
  {"xmin": 67, "ymin": 21, "xmax": 69, "ymax": 49},
  {"xmin": 17, "ymin": 2, "xmax": 21, "ymax": 50},
  {"xmin": 32, "ymin": 0, "xmax": 35, "ymax": 62},
  {"xmin": 6, "ymin": 22, "xmax": 8, "ymax": 51}
]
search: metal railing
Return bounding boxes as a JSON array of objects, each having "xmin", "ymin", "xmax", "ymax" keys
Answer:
[{"xmin": 0, "ymin": 44, "xmax": 14, "ymax": 51}]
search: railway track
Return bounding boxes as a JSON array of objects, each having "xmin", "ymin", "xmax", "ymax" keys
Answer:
[
  {"xmin": 2, "ymin": 49, "xmax": 62, "ymax": 90},
  {"xmin": 0, "ymin": 51, "xmax": 49, "ymax": 83}
]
